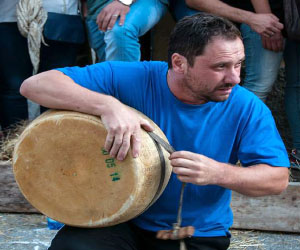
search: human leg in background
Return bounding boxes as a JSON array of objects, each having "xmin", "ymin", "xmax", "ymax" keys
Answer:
[
  {"xmin": 284, "ymin": 39, "xmax": 300, "ymax": 153},
  {"xmin": 168, "ymin": 0, "xmax": 198, "ymax": 21},
  {"xmin": 39, "ymin": 39, "xmax": 79, "ymax": 72},
  {"xmin": 0, "ymin": 23, "xmax": 81, "ymax": 125},
  {"xmin": 0, "ymin": 22, "xmax": 32, "ymax": 131},
  {"xmin": 104, "ymin": 0, "xmax": 167, "ymax": 61},
  {"xmin": 85, "ymin": 18, "xmax": 106, "ymax": 62},
  {"xmin": 38, "ymin": 38, "xmax": 80, "ymax": 113},
  {"xmin": 240, "ymin": 23, "xmax": 283, "ymax": 102}
]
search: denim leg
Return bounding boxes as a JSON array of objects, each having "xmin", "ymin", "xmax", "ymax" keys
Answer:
[
  {"xmin": 0, "ymin": 23, "xmax": 31, "ymax": 130},
  {"xmin": 284, "ymin": 39, "xmax": 300, "ymax": 150},
  {"xmin": 38, "ymin": 38, "xmax": 79, "ymax": 114},
  {"xmin": 169, "ymin": 0, "xmax": 198, "ymax": 21},
  {"xmin": 85, "ymin": 18, "xmax": 106, "ymax": 62},
  {"xmin": 104, "ymin": 0, "xmax": 168, "ymax": 61},
  {"xmin": 240, "ymin": 24, "xmax": 283, "ymax": 102},
  {"xmin": 39, "ymin": 40, "xmax": 79, "ymax": 72}
]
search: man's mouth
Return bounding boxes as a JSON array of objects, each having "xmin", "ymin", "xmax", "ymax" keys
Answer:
[{"xmin": 216, "ymin": 86, "xmax": 233, "ymax": 95}]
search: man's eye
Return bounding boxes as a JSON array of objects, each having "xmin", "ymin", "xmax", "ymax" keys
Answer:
[
  {"xmin": 217, "ymin": 64, "xmax": 225, "ymax": 68},
  {"xmin": 235, "ymin": 62, "xmax": 242, "ymax": 68}
]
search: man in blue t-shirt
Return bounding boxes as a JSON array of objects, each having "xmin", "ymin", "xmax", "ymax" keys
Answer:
[{"xmin": 20, "ymin": 13, "xmax": 289, "ymax": 250}]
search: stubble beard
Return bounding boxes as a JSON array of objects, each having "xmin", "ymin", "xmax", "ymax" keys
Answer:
[{"xmin": 184, "ymin": 77, "xmax": 233, "ymax": 103}]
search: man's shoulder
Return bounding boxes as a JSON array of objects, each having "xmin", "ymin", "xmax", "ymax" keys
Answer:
[
  {"xmin": 105, "ymin": 61, "xmax": 167, "ymax": 68},
  {"xmin": 232, "ymin": 85, "xmax": 261, "ymax": 103},
  {"xmin": 230, "ymin": 85, "xmax": 271, "ymax": 114},
  {"xmin": 103, "ymin": 61, "xmax": 168, "ymax": 76}
]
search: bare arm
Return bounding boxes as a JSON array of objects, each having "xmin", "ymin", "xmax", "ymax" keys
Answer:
[
  {"xmin": 185, "ymin": 0, "xmax": 283, "ymax": 37},
  {"xmin": 80, "ymin": 0, "xmax": 88, "ymax": 18},
  {"xmin": 186, "ymin": 0, "xmax": 254, "ymax": 24},
  {"xmin": 251, "ymin": 0, "xmax": 272, "ymax": 13},
  {"xmin": 20, "ymin": 70, "xmax": 153, "ymax": 160},
  {"xmin": 171, "ymin": 151, "xmax": 289, "ymax": 196}
]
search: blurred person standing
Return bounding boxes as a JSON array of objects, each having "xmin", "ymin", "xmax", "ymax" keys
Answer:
[
  {"xmin": 0, "ymin": 0, "xmax": 84, "ymax": 132},
  {"xmin": 84, "ymin": 0, "xmax": 169, "ymax": 62}
]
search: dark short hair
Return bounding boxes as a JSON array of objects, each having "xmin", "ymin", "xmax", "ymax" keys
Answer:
[{"xmin": 168, "ymin": 13, "xmax": 242, "ymax": 68}]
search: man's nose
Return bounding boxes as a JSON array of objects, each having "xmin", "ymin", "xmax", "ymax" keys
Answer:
[{"xmin": 225, "ymin": 68, "xmax": 240, "ymax": 85}]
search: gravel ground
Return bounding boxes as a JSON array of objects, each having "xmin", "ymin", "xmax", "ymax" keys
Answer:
[
  {"xmin": 0, "ymin": 213, "xmax": 300, "ymax": 250},
  {"xmin": 0, "ymin": 213, "xmax": 55, "ymax": 250}
]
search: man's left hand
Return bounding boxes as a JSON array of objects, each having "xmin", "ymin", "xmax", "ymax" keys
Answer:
[
  {"xmin": 96, "ymin": 1, "xmax": 130, "ymax": 31},
  {"xmin": 170, "ymin": 151, "xmax": 223, "ymax": 185},
  {"xmin": 261, "ymin": 31, "xmax": 284, "ymax": 52}
]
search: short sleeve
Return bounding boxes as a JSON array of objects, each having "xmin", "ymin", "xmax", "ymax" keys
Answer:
[
  {"xmin": 56, "ymin": 63, "xmax": 114, "ymax": 94},
  {"xmin": 238, "ymin": 108, "xmax": 290, "ymax": 167}
]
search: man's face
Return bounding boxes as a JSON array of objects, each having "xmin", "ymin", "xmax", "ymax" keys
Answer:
[{"xmin": 182, "ymin": 37, "xmax": 245, "ymax": 104}]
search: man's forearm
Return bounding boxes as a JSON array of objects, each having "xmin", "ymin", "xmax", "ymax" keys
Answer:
[
  {"xmin": 185, "ymin": 0, "xmax": 255, "ymax": 25},
  {"xmin": 185, "ymin": 0, "xmax": 283, "ymax": 37},
  {"xmin": 217, "ymin": 163, "xmax": 289, "ymax": 197},
  {"xmin": 20, "ymin": 70, "xmax": 154, "ymax": 161},
  {"xmin": 20, "ymin": 70, "xmax": 115, "ymax": 117},
  {"xmin": 170, "ymin": 151, "xmax": 289, "ymax": 197},
  {"xmin": 251, "ymin": 0, "xmax": 272, "ymax": 13}
]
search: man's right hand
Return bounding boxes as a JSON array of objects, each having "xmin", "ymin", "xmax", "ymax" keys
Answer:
[
  {"xmin": 100, "ymin": 98, "xmax": 154, "ymax": 161},
  {"xmin": 249, "ymin": 13, "xmax": 284, "ymax": 37}
]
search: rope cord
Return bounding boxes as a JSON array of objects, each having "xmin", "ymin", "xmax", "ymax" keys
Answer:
[
  {"xmin": 16, "ymin": 0, "xmax": 48, "ymax": 75},
  {"xmin": 147, "ymin": 132, "xmax": 187, "ymax": 250},
  {"xmin": 173, "ymin": 182, "xmax": 186, "ymax": 237}
]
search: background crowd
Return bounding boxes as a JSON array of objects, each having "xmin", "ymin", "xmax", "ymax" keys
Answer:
[{"xmin": 0, "ymin": 0, "xmax": 299, "ymax": 165}]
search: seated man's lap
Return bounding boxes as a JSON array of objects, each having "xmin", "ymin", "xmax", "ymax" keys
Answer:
[
  {"xmin": 48, "ymin": 222, "xmax": 140, "ymax": 250},
  {"xmin": 48, "ymin": 222, "xmax": 230, "ymax": 250}
]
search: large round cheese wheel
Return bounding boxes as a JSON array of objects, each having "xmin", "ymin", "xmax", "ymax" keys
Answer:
[{"xmin": 13, "ymin": 109, "xmax": 172, "ymax": 227}]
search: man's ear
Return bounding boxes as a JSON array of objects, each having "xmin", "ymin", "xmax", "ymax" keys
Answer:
[{"xmin": 171, "ymin": 53, "xmax": 188, "ymax": 74}]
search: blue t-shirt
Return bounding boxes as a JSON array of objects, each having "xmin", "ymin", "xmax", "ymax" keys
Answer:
[{"xmin": 57, "ymin": 61, "xmax": 289, "ymax": 237}]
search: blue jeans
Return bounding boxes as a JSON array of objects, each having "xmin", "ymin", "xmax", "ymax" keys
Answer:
[
  {"xmin": 240, "ymin": 24, "xmax": 283, "ymax": 102},
  {"xmin": 241, "ymin": 24, "xmax": 300, "ymax": 150},
  {"xmin": 284, "ymin": 39, "xmax": 300, "ymax": 150},
  {"xmin": 85, "ymin": 0, "xmax": 168, "ymax": 62},
  {"xmin": 169, "ymin": 0, "xmax": 197, "ymax": 21}
]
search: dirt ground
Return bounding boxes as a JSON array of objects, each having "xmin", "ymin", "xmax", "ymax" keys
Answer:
[{"xmin": 0, "ymin": 213, "xmax": 300, "ymax": 250}]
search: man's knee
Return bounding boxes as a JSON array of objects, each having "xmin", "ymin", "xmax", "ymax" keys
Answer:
[
  {"xmin": 105, "ymin": 22, "xmax": 138, "ymax": 46},
  {"xmin": 48, "ymin": 223, "xmax": 139, "ymax": 250}
]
